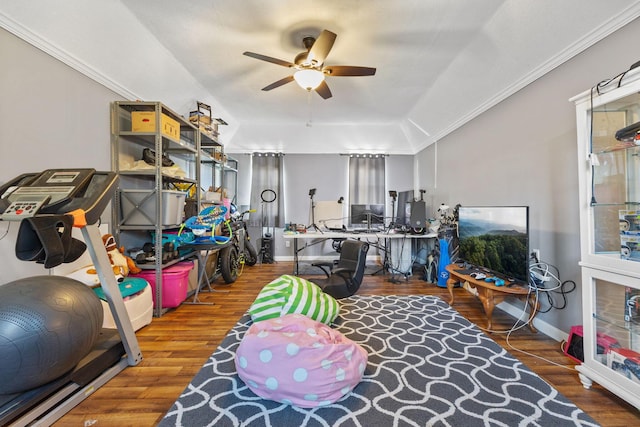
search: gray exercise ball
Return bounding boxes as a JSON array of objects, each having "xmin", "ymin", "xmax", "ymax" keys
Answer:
[{"xmin": 0, "ymin": 275, "xmax": 104, "ymax": 394}]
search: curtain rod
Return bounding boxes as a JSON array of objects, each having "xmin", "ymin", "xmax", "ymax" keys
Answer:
[
  {"xmin": 339, "ymin": 153, "xmax": 388, "ymax": 158},
  {"xmin": 251, "ymin": 152, "xmax": 285, "ymax": 156}
]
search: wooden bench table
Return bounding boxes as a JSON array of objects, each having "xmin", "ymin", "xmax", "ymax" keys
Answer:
[{"xmin": 445, "ymin": 264, "xmax": 539, "ymax": 333}]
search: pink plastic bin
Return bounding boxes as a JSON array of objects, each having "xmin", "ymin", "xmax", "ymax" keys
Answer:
[{"xmin": 130, "ymin": 261, "xmax": 193, "ymax": 308}]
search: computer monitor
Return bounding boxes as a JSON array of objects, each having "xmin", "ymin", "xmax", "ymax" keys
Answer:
[
  {"xmin": 350, "ymin": 204, "xmax": 385, "ymax": 228},
  {"xmin": 315, "ymin": 200, "xmax": 345, "ymax": 230},
  {"xmin": 395, "ymin": 190, "xmax": 414, "ymax": 226}
]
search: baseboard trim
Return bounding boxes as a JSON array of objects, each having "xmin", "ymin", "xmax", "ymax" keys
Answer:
[
  {"xmin": 497, "ymin": 301, "xmax": 568, "ymax": 342},
  {"xmin": 274, "ymin": 255, "xmax": 381, "ymax": 263}
]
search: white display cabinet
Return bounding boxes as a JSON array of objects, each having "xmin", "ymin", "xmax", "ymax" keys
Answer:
[{"xmin": 573, "ymin": 66, "xmax": 640, "ymax": 409}]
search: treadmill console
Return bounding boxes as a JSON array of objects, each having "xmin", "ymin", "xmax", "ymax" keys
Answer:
[
  {"xmin": 0, "ymin": 168, "xmax": 118, "ymax": 268},
  {"xmin": 1, "ymin": 194, "xmax": 51, "ymax": 221},
  {"xmin": 0, "ymin": 169, "xmax": 94, "ymax": 220},
  {"xmin": 0, "ymin": 168, "xmax": 116, "ymax": 224}
]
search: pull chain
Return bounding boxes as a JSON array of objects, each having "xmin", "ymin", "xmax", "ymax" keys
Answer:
[{"xmin": 306, "ymin": 89, "xmax": 313, "ymax": 127}]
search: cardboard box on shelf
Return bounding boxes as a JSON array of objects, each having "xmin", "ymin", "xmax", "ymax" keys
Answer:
[
  {"xmin": 189, "ymin": 111, "xmax": 212, "ymax": 125},
  {"xmin": 620, "ymin": 233, "xmax": 640, "ymax": 261},
  {"xmin": 608, "ymin": 347, "xmax": 640, "ymax": 384},
  {"xmin": 625, "ymin": 287, "xmax": 640, "ymax": 322},
  {"xmin": 131, "ymin": 111, "xmax": 180, "ymax": 142},
  {"xmin": 620, "ymin": 210, "xmax": 640, "ymax": 233},
  {"xmin": 205, "ymin": 191, "xmax": 222, "ymax": 202}
]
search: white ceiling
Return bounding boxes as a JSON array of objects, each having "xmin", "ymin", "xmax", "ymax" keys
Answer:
[{"xmin": 1, "ymin": 0, "xmax": 640, "ymax": 154}]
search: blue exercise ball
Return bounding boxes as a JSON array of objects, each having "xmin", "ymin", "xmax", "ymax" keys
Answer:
[{"xmin": 0, "ymin": 275, "xmax": 104, "ymax": 394}]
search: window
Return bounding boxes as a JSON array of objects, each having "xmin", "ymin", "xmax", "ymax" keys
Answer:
[{"xmin": 348, "ymin": 155, "xmax": 385, "ymax": 205}]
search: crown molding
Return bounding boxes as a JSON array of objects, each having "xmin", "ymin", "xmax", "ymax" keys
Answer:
[
  {"xmin": 425, "ymin": 2, "xmax": 640, "ymax": 151},
  {"xmin": 0, "ymin": 11, "xmax": 139, "ymax": 101}
]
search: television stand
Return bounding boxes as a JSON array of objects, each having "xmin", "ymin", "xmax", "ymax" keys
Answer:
[{"xmin": 445, "ymin": 264, "xmax": 539, "ymax": 333}]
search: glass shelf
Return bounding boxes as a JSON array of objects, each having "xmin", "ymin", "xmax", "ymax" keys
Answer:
[
  {"xmin": 589, "ymin": 94, "xmax": 640, "ymax": 257},
  {"xmin": 594, "ymin": 278, "xmax": 640, "ymax": 352}
]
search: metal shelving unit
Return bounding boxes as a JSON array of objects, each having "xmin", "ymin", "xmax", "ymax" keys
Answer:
[{"xmin": 111, "ymin": 101, "xmax": 204, "ymax": 316}]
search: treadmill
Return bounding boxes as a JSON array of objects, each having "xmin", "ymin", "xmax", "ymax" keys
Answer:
[{"xmin": 0, "ymin": 169, "xmax": 142, "ymax": 426}]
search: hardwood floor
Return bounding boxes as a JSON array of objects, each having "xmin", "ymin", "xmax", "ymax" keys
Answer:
[{"xmin": 53, "ymin": 261, "xmax": 639, "ymax": 426}]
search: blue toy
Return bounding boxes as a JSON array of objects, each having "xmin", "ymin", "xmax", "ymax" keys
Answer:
[
  {"xmin": 183, "ymin": 205, "xmax": 231, "ymax": 243},
  {"xmin": 484, "ymin": 276, "xmax": 505, "ymax": 286}
]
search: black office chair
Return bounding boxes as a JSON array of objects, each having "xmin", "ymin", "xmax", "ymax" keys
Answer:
[{"xmin": 310, "ymin": 240, "xmax": 369, "ymax": 299}]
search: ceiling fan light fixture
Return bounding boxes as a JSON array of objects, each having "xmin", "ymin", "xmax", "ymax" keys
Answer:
[{"xmin": 294, "ymin": 69, "xmax": 324, "ymax": 90}]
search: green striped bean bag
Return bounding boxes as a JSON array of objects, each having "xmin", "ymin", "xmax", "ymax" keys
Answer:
[{"xmin": 248, "ymin": 275, "xmax": 340, "ymax": 324}]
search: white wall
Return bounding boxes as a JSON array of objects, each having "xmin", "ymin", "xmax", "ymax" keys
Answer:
[
  {"xmin": 0, "ymin": 28, "xmax": 123, "ymax": 282},
  {"xmin": 415, "ymin": 17, "xmax": 640, "ymax": 335}
]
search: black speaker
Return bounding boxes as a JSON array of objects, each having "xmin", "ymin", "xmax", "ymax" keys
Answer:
[
  {"xmin": 261, "ymin": 234, "xmax": 274, "ymax": 264},
  {"xmin": 410, "ymin": 200, "xmax": 427, "ymax": 228}
]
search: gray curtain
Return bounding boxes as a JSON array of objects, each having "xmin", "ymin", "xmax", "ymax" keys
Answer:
[
  {"xmin": 249, "ymin": 153, "xmax": 284, "ymax": 229},
  {"xmin": 348, "ymin": 155, "xmax": 386, "ymax": 205}
]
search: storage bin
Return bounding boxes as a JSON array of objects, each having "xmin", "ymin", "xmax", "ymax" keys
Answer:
[
  {"xmin": 131, "ymin": 111, "xmax": 180, "ymax": 142},
  {"xmin": 120, "ymin": 189, "xmax": 186, "ymax": 226},
  {"xmin": 130, "ymin": 261, "xmax": 193, "ymax": 308},
  {"xmin": 95, "ymin": 278, "xmax": 153, "ymax": 331}
]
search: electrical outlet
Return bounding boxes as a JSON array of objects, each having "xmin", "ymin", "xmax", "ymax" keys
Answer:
[
  {"xmin": 532, "ymin": 249, "xmax": 540, "ymax": 262},
  {"xmin": 285, "ymin": 240, "xmax": 290, "ymax": 248}
]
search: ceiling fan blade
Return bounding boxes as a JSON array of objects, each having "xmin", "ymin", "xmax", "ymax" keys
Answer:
[
  {"xmin": 323, "ymin": 65, "xmax": 377, "ymax": 76},
  {"xmin": 262, "ymin": 75, "xmax": 295, "ymax": 91},
  {"xmin": 243, "ymin": 51, "xmax": 295, "ymax": 68},
  {"xmin": 315, "ymin": 80, "xmax": 332, "ymax": 99},
  {"xmin": 307, "ymin": 30, "xmax": 337, "ymax": 66}
]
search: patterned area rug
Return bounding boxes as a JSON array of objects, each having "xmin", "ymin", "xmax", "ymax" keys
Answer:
[{"xmin": 160, "ymin": 295, "xmax": 599, "ymax": 427}]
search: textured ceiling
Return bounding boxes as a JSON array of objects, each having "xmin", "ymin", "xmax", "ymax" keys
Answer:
[{"xmin": 1, "ymin": 0, "xmax": 640, "ymax": 154}]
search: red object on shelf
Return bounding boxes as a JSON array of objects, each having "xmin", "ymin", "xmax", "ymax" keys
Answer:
[{"xmin": 564, "ymin": 325, "xmax": 620, "ymax": 364}]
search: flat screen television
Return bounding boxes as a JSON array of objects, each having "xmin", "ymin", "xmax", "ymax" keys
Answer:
[
  {"xmin": 457, "ymin": 206, "xmax": 530, "ymax": 283},
  {"xmin": 350, "ymin": 204, "xmax": 385, "ymax": 228}
]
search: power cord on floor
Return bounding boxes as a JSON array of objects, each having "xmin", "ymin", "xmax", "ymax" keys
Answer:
[
  {"xmin": 477, "ymin": 290, "xmax": 577, "ymax": 371},
  {"xmin": 476, "ymin": 260, "xmax": 579, "ymax": 371}
]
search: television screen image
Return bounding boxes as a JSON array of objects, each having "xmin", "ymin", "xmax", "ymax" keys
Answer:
[
  {"xmin": 457, "ymin": 206, "xmax": 529, "ymax": 283},
  {"xmin": 350, "ymin": 204, "xmax": 385, "ymax": 228}
]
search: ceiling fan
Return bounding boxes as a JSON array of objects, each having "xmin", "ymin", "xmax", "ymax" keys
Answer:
[{"xmin": 243, "ymin": 29, "xmax": 376, "ymax": 99}]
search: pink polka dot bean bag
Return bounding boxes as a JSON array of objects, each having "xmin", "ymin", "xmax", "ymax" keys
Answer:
[{"xmin": 235, "ymin": 313, "xmax": 368, "ymax": 408}]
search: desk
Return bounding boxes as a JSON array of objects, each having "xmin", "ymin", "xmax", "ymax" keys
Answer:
[
  {"xmin": 284, "ymin": 231, "xmax": 437, "ymax": 275},
  {"xmin": 445, "ymin": 264, "xmax": 539, "ymax": 333}
]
